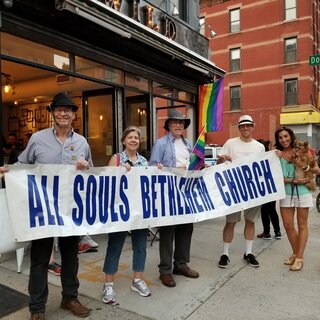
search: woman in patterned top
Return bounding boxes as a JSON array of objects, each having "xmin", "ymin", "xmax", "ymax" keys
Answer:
[{"xmin": 101, "ymin": 126, "xmax": 151, "ymax": 304}]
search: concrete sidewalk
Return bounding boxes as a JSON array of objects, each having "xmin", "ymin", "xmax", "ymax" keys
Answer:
[{"xmin": 1, "ymin": 206, "xmax": 320, "ymax": 320}]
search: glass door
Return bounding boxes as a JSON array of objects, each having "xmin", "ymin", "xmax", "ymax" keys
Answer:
[
  {"xmin": 125, "ymin": 93, "xmax": 150, "ymax": 160},
  {"xmin": 83, "ymin": 89, "xmax": 114, "ymax": 166}
]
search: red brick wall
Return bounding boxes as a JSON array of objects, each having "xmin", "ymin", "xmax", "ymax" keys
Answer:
[{"xmin": 201, "ymin": 0, "xmax": 316, "ymax": 146}]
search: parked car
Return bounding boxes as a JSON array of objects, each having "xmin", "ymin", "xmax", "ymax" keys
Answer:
[{"xmin": 205, "ymin": 145, "xmax": 222, "ymax": 166}]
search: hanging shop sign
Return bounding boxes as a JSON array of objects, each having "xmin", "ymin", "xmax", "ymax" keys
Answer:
[{"xmin": 87, "ymin": 0, "xmax": 177, "ymax": 40}]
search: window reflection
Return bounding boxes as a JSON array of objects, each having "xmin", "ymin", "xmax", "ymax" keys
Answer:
[{"xmin": 1, "ymin": 33, "xmax": 70, "ymax": 70}]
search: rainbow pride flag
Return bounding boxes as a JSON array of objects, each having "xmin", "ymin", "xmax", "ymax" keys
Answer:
[
  {"xmin": 199, "ymin": 77, "xmax": 224, "ymax": 132},
  {"xmin": 188, "ymin": 126, "xmax": 206, "ymax": 170}
]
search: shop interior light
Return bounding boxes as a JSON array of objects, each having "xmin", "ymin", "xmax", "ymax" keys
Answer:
[{"xmin": 1, "ymin": 72, "xmax": 15, "ymax": 95}]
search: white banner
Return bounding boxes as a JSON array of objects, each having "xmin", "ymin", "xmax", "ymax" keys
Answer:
[{"xmin": 4, "ymin": 151, "xmax": 285, "ymax": 241}]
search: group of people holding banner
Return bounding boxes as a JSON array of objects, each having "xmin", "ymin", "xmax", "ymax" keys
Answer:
[{"xmin": 0, "ymin": 92, "xmax": 319, "ymax": 320}]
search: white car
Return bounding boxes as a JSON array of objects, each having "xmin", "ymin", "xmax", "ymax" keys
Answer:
[{"xmin": 205, "ymin": 145, "xmax": 222, "ymax": 166}]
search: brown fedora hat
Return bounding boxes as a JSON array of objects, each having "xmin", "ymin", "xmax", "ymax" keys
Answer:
[{"xmin": 163, "ymin": 109, "xmax": 191, "ymax": 131}]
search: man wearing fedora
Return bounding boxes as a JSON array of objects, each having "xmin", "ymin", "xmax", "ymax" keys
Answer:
[
  {"xmin": 149, "ymin": 109, "xmax": 199, "ymax": 288},
  {"xmin": 17, "ymin": 92, "xmax": 92, "ymax": 319},
  {"xmin": 217, "ymin": 115, "xmax": 265, "ymax": 269}
]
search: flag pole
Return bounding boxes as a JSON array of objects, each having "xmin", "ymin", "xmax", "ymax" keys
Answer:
[{"xmin": 191, "ymin": 125, "xmax": 206, "ymax": 154}]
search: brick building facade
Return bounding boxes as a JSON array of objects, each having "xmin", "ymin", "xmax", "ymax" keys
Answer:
[{"xmin": 200, "ymin": 0, "xmax": 320, "ymax": 148}]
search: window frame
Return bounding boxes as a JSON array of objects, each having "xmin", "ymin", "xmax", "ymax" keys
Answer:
[
  {"xmin": 284, "ymin": 0, "xmax": 297, "ymax": 21},
  {"xmin": 230, "ymin": 85, "xmax": 241, "ymax": 110},
  {"xmin": 229, "ymin": 8, "xmax": 240, "ymax": 33},
  {"xmin": 229, "ymin": 48, "xmax": 241, "ymax": 72},
  {"xmin": 284, "ymin": 37, "xmax": 297, "ymax": 64},
  {"xmin": 284, "ymin": 78, "xmax": 298, "ymax": 105}
]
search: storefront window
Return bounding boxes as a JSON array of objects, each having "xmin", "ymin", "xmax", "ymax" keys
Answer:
[
  {"xmin": 1, "ymin": 33, "xmax": 70, "ymax": 70},
  {"xmin": 153, "ymin": 96, "xmax": 194, "ymax": 141},
  {"xmin": 75, "ymin": 56, "xmax": 123, "ymax": 85},
  {"xmin": 125, "ymin": 90, "xmax": 150, "ymax": 157},
  {"xmin": 152, "ymin": 81, "xmax": 175, "ymax": 98},
  {"xmin": 125, "ymin": 73, "xmax": 149, "ymax": 91},
  {"xmin": 177, "ymin": 90, "xmax": 195, "ymax": 103}
]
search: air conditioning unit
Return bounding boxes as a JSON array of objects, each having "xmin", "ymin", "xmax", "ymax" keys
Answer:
[{"xmin": 56, "ymin": 74, "xmax": 73, "ymax": 84}]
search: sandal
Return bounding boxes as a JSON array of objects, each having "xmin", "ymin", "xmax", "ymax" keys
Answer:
[
  {"xmin": 290, "ymin": 258, "xmax": 304, "ymax": 271},
  {"xmin": 284, "ymin": 254, "xmax": 296, "ymax": 265}
]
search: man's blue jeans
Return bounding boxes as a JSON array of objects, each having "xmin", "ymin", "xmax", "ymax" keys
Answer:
[{"xmin": 103, "ymin": 229, "xmax": 148, "ymax": 274}]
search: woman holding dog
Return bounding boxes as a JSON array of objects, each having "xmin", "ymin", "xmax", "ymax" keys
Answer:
[{"xmin": 275, "ymin": 127, "xmax": 320, "ymax": 271}]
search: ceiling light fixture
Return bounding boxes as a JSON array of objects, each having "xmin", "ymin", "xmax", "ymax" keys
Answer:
[{"xmin": 1, "ymin": 72, "xmax": 15, "ymax": 95}]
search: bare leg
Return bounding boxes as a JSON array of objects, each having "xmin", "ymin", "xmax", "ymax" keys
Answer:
[
  {"xmin": 223, "ymin": 222, "xmax": 236, "ymax": 243},
  {"xmin": 244, "ymin": 219, "xmax": 255, "ymax": 240},
  {"xmin": 280, "ymin": 207, "xmax": 297, "ymax": 254},
  {"xmin": 133, "ymin": 271, "xmax": 143, "ymax": 279},
  {"xmin": 295, "ymin": 207, "xmax": 309, "ymax": 259},
  {"xmin": 105, "ymin": 274, "xmax": 115, "ymax": 282}
]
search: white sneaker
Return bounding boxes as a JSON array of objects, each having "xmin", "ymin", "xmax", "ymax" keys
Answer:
[
  {"xmin": 131, "ymin": 279, "xmax": 151, "ymax": 297},
  {"xmin": 81, "ymin": 235, "xmax": 99, "ymax": 248},
  {"xmin": 102, "ymin": 283, "xmax": 116, "ymax": 304}
]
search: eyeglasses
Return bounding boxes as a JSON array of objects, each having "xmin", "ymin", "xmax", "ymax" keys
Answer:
[
  {"xmin": 238, "ymin": 124, "xmax": 253, "ymax": 128},
  {"xmin": 53, "ymin": 108, "xmax": 74, "ymax": 114},
  {"xmin": 170, "ymin": 120, "xmax": 184, "ymax": 125}
]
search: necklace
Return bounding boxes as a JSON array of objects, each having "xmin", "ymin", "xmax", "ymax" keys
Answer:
[{"xmin": 282, "ymin": 149, "xmax": 292, "ymax": 162}]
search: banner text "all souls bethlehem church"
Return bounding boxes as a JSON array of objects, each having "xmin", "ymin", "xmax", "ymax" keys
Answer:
[{"xmin": 26, "ymin": 159, "xmax": 276, "ymax": 227}]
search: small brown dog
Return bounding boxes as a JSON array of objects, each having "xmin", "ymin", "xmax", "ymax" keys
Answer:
[{"xmin": 292, "ymin": 140, "xmax": 316, "ymax": 191}]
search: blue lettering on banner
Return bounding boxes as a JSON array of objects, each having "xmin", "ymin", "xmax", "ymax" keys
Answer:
[
  {"xmin": 168, "ymin": 176, "xmax": 177, "ymax": 216},
  {"xmin": 28, "ymin": 175, "xmax": 64, "ymax": 227},
  {"xmin": 28, "ymin": 175, "xmax": 45, "ymax": 227},
  {"xmin": 215, "ymin": 160, "xmax": 277, "ymax": 206},
  {"xmin": 72, "ymin": 174, "xmax": 130, "ymax": 226},
  {"xmin": 179, "ymin": 177, "xmax": 191, "ymax": 214},
  {"xmin": 158, "ymin": 175, "xmax": 166, "ymax": 217},
  {"xmin": 141, "ymin": 176, "xmax": 151, "ymax": 219},
  {"xmin": 86, "ymin": 175, "xmax": 97, "ymax": 225},
  {"xmin": 197, "ymin": 177, "xmax": 215, "ymax": 211},
  {"xmin": 176, "ymin": 177, "xmax": 185, "ymax": 214},
  {"xmin": 119, "ymin": 176, "xmax": 130, "ymax": 221},
  {"xmin": 151, "ymin": 175, "xmax": 158, "ymax": 217},
  {"xmin": 260, "ymin": 159, "xmax": 277, "ymax": 193},
  {"xmin": 73, "ymin": 175, "xmax": 84, "ymax": 225},
  {"xmin": 140, "ymin": 174, "xmax": 215, "ymax": 218},
  {"xmin": 99, "ymin": 176, "xmax": 108, "ymax": 224}
]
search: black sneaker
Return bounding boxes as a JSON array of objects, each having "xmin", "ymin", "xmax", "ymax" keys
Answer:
[
  {"xmin": 257, "ymin": 232, "xmax": 272, "ymax": 240},
  {"xmin": 275, "ymin": 231, "xmax": 282, "ymax": 240},
  {"xmin": 218, "ymin": 254, "xmax": 230, "ymax": 268},
  {"xmin": 243, "ymin": 253, "xmax": 260, "ymax": 267}
]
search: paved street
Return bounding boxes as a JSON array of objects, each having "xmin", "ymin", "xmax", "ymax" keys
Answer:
[{"xmin": 1, "ymin": 203, "xmax": 320, "ymax": 320}]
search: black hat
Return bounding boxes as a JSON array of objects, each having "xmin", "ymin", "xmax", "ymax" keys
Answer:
[
  {"xmin": 47, "ymin": 92, "xmax": 78, "ymax": 112},
  {"xmin": 163, "ymin": 109, "xmax": 191, "ymax": 131}
]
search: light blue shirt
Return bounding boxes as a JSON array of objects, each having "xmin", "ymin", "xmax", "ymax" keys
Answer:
[
  {"xmin": 149, "ymin": 132, "xmax": 192, "ymax": 167},
  {"xmin": 18, "ymin": 127, "xmax": 93, "ymax": 165}
]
